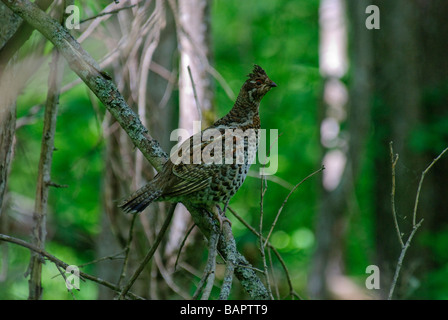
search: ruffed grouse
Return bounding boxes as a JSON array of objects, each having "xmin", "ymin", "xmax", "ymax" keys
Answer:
[{"xmin": 119, "ymin": 65, "xmax": 276, "ymax": 227}]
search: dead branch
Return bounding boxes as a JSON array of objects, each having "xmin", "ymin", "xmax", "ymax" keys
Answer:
[
  {"xmin": 27, "ymin": 39, "xmax": 64, "ymax": 300},
  {"xmin": 0, "ymin": 233, "xmax": 143, "ymax": 299},
  {"xmin": 228, "ymin": 206, "xmax": 302, "ymax": 300},
  {"xmin": 389, "ymin": 142, "xmax": 404, "ymax": 247},
  {"xmin": 80, "ymin": 4, "xmax": 137, "ymax": 24},
  {"xmin": 193, "ymin": 230, "xmax": 219, "ymax": 300},
  {"xmin": 264, "ymin": 166, "xmax": 325, "ymax": 247},
  {"xmin": 117, "ymin": 203, "xmax": 176, "ymax": 299},
  {"xmin": 388, "ymin": 143, "xmax": 448, "ymax": 299},
  {"xmin": 259, "ymin": 173, "xmax": 274, "ymax": 299}
]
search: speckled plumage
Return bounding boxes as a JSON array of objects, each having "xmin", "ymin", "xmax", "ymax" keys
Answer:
[{"xmin": 119, "ymin": 65, "xmax": 276, "ymax": 220}]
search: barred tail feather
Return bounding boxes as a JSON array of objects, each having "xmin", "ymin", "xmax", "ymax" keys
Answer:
[{"xmin": 118, "ymin": 183, "xmax": 163, "ymax": 214}]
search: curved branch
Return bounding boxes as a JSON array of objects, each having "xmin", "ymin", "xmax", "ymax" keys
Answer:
[{"xmin": 118, "ymin": 203, "xmax": 176, "ymax": 299}]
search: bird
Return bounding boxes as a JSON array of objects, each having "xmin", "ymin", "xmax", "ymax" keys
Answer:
[{"xmin": 119, "ymin": 65, "xmax": 277, "ymax": 228}]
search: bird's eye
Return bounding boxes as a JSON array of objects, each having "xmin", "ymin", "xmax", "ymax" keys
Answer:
[{"xmin": 256, "ymin": 79, "xmax": 263, "ymax": 85}]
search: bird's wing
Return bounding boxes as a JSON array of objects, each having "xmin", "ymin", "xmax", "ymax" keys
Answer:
[{"xmin": 163, "ymin": 131, "xmax": 226, "ymax": 197}]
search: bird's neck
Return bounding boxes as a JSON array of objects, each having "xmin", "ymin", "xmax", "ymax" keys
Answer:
[{"xmin": 214, "ymin": 90, "xmax": 260, "ymax": 129}]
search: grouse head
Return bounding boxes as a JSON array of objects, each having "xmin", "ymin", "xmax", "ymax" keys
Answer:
[{"xmin": 243, "ymin": 65, "xmax": 277, "ymax": 103}]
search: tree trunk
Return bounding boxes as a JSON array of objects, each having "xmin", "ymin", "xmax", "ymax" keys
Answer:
[
  {"xmin": 167, "ymin": 0, "xmax": 215, "ymax": 271},
  {"xmin": 310, "ymin": 0, "xmax": 375, "ymax": 299},
  {"xmin": 370, "ymin": 0, "xmax": 422, "ymax": 298}
]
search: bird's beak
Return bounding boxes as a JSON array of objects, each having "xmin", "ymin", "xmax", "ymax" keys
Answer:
[{"xmin": 270, "ymin": 82, "xmax": 277, "ymax": 88}]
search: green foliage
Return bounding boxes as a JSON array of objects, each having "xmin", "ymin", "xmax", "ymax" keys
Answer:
[{"xmin": 410, "ymin": 81, "xmax": 448, "ymax": 154}]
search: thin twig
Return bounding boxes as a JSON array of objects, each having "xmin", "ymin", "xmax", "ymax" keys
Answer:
[
  {"xmin": 193, "ymin": 230, "xmax": 219, "ymax": 300},
  {"xmin": 257, "ymin": 131, "xmax": 283, "ymax": 299},
  {"xmin": 154, "ymin": 250, "xmax": 191, "ymax": 299},
  {"xmin": 207, "ymin": 66, "xmax": 235, "ymax": 102},
  {"xmin": 233, "ymin": 263, "xmax": 264, "ymax": 274},
  {"xmin": 388, "ymin": 145, "xmax": 448, "ymax": 300},
  {"xmin": 15, "ymin": 104, "xmax": 44, "ymax": 129},
  {"xmin": 117, "ymin": 203, "xmax": 176, "ymax": 299},
  {"xmin": 174, "ymin": 223, "xmax": 196, "ymax": 271},
  {"xmin": 247, "ymin": 170, "xmax": 295, "ymax": 190},
  {"xmin": 264, "ymin": 166, "xmax": 325, "ymax": 247},
  {"xmin": 388, "ymin": 219, "xmax": 423, "ymax": 300},
  {"xmin": 259, "ymin": 171, "xmax": 273, "ymax": 299},
  {"xmin": 187, "ymin": 65, "xmax": 202, "ymax": 123},
  {"xmin": 389, "ymin": 142, "xmax": 404, "ymax": 247},
  {"xmin": 270, "ymin": 245, "xmax": 303, "ymax": 300},
  {"xmin": 46, "ymin": 181, "xmax": 69, "ymax": 188},
  {"xmin": 55, "ymin": 264, "xmax": 76, "ymax": 300},
  {"xmin": 80, "ymin": 4, "xmax": 137, "ymax": 23},
  {"xmin": 228, "ymin": 206, "xmax": 302, "ymax": 299},
  {"xmin": 77, "ymin": 251, "xmax": 125, "ymax": 268},
  {"xmin": 412, "ymin": 146, "xmax": 448, "ymax": 226},
  {"xmin": 267, "ymin": 247, "xmax": 279, "ymax": 299},
  {"xmin": 117, "ymin": 213, "xmax": 138, "ymax": 287}
]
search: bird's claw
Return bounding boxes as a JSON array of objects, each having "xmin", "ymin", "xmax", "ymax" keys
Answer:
[
  {"xmin": 213, "ymin": 206, "xmax": 231, "ymax": 231},
  {"xmin": 216, "ymin": 214, "xmax": 232, "ymax": 231}
]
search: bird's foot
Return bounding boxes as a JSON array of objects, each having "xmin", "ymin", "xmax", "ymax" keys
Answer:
[{"xmin": 213, "ymin": 206, "xmax": 232, "ymax": 231}]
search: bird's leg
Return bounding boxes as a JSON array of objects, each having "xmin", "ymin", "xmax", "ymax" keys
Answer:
[
  {"xmin": 222, "ymin": 198, "xmax": 230, "ymax": 216},
  {"xmin": 212, "ymin": 204, "xmax": 231, "ymax": 231}
]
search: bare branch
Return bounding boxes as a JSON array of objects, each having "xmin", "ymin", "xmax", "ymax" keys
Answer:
[
  {"xmin": 264, "ymin": 166, "xmax": 325, "ymax": 247},
  {"xmin": 187, "ymin": 65, "xmax": 203, "ymax": 123},
  {"xmin": 388, "ymin": 219, "xmax": 423, "ymax": 300},
  {"xmin": 228, "ymin": 206, "xmax": 302, "ymax": 299},
  {"xmin": 193, "ymin": 230, "xmax": 219, "ymax": 300},
  {"xmin": 412, "ymin": 146, "xmax": 448, "ymax": 226},
  {"xmin": 388, "ymin": 144, "xmax": 448, "ymax": 299},
  {"xmin": 80, "ymin": 4, "xmax": 137, "ymax": 24},
  {"xmin": 0, "ymin": 233, "xmax": 143, "ymax": 299},
  {"xmin": 55, "ymin": 264, "xmax": 77, "ymax": 300},
  {"xmin": 28, "ymin": 41, "xmax": 64, "ymax": 300},
  {"xmin": 78, "ymin": 251, "xmax": 125, "ymax": 268},
  {"xmin": 117, "ymin": 203, "xmax": 176, "ymax": 299},
  {"xmin": 259, "ymin": 173, "xmax": 273, "ymax": 299},
  {"xmin": 389, "ymin": 141, "xmax": 404, "ymax": 248},
  {"xmin": 174, "ymin": 223, "xmax": 196, "ymax": 271},
  {"xmin": 117, "ymin": 213, "xmax": 138, "ymax": 287}
]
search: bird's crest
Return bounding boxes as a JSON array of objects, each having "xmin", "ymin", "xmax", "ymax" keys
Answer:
[{"xmin": 247, "ymin": 64, "xmax": 267, "ymax": 80}]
